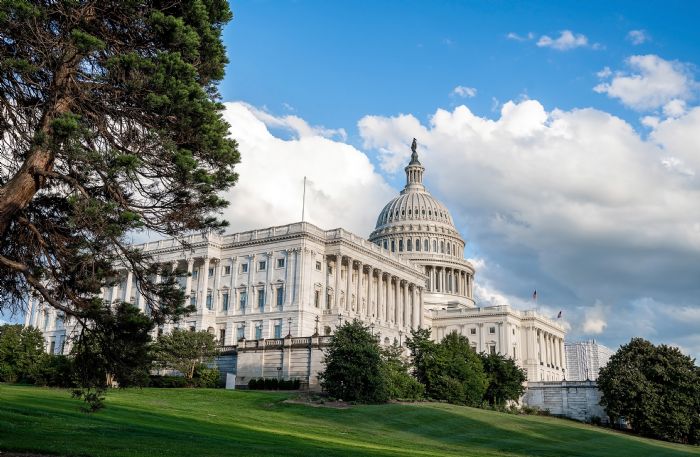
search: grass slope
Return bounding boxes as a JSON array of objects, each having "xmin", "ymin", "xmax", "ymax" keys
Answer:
[{"xmin": 1, "ymin": 384, "xmax": 699, "ymax": 457}]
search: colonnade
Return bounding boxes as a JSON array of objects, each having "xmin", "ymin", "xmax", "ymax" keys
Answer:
[
  {"xmin": 330, "ymin": 254, "xmax": 423, "ymax": 330},
  {"xmin": 424, "ymin": 265, "xmax": 472, "ymax": 297},
  {"xmin": 539, "ymin": 331, "xmax": 565, "ymax": 371}
]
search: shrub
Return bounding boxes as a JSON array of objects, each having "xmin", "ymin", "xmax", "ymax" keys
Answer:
[
  {"xmin": 193, "ymin": 364, "xmax": 221, "ymax": 388},
  {"xmin": 247, "ymin": 378, "xmax": 301, "ymax": 390},
  {"xmin": 149, "ymin": 375, "xmax": 188, "ymax": 388},
  {"xmin": 33, "ymin": 355, "xmax": 76, "ymax": 387}
]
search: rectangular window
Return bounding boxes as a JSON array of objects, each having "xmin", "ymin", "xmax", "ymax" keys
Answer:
[
  {"xmin": 314, "ymin": 290, "xmax": 320, "ymax": 308},
  {"xmin": 490, "ymin": 345, "xmax": 496, "ymax": 355},
  {"xmin": 327, "ymin": 293, "xmax": 332, "ymax": 309},
  {"xmin": 208, "ymin": 268, "xmax": 214, "ymax": 276},
  {"xmin": 277, "ymin": 258, "xmax": 285, "ymax": 268},
  {"xmin": 399, "ymin": 239, "xmax": 404, "ymax": 251},
  {"xmin": 192, "ymin": 270, "xmax": 198, "ymax": 279},
  {"xmin": 219, "ymin": 328, "xmax": 226, "ymax": 344},
  {"xmin": 190, "ymin": 295, "xmax": 197, "ymax": 307},
  {"xmin": 222, "ymin": 292, "xmax": 229, "ymax": 311},
  {"xmin": 258, "ymin": 289, "xmax": 265, "ymax": 310},
  {"xmin": 315, "ymin": 261, "xmax": 322, "ymax": 270},
  {"xmin": 470, "ymin": 328, "xmax": 476, "ymax": 335},
  {"xmin": 391, "ymin": 240, "xmax": 395, "ymax": 252},
  {"xmin": 489, "ymin": 326, "xmax": 496, "ymax": 334},
  {"xmin": 49, "ymin": 340, "xmax": 55, "ymax": 354},
  {"xmin": 383, "ymin": 240, "xmax": 388, "ymax": 249},
  {"xmin": 276, "ymin": 286, "xmax": 284, "ymax": 308},
  {"xmin": 258, "ymin": 260, "xmax": 266, "ymax": 271},
  {"xmin": 273, "ymin": 320, "xmax": 282, "ymax": 339},
  {"xmin": 224, "ymin": 265, "xmax": 231, "ymax": 275},
  {"xmin": 239, "ymin": 291, "xmax": 247, "ymax": 309},
  {"xmin": 237, "ymin": 326, "xmax": 245, "ymax": 340},
  {"xmin": 255, "ymin": 324, "xmax": 262, "ymax": 340},
  {"xmin": 240, "ymin": 263, "xmax": 248, "ymax": 273},
  {"xmin": 206, "ymin": 292, "xmax": 213, "ymax": 310}
]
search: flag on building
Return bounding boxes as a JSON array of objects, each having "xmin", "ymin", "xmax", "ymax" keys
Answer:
[
  {"xmin": 557, "ymin": 310, "xmax": 562, "ymax": 319},
  {"xmin": 532, "ymin": 290, "xmax": 537, "ymax": 301}
]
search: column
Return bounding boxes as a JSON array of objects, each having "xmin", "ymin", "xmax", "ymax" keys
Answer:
[
  {"xmin": 402, "ymin": 281, "xmax": 410, "ymax": 328},
  {"xmin": 393, "ymin": 277, "xmax": 399, "ymax": 325},
  {"xmin": 229, "ymin": 256, "xmax": 238, "ymax": 315},
  {"xmin": 345, "ymin": 257, "xmax": 352, "ymax": 312},
  {"xmin": 334, "ymin": 255, "xmax": 341, "ymax": 309},
  {"xmin": 354, "ymin": 261, "xmax": 362, "ymax": 314},
  {"xmin": 385, "ymin": 274, "xmax": 391, "ymax": 323},
  {"xmin": 200, "ymin": 257, "xmax": 210, "ymax": 312},
  {"xmin": 124, "ymin": 270, "xmax": 133, "ymax": 304},
  {"xmin": 246, "ymin": 254, "xmax": 254, "ymax": 311},
  {"xmin": 411, "ymin": 286, "xmax": 420, "ymax": 329},
  {"xmin": 265, "ymin": 252, "xmax": 273, "ymax": 309},
  {"xmin": 375, "ymin": 269, "xmax": 383, "ymax": 320},
  {"xmin": 212, "ymin": 259, "xmax": 221, "ymax": 312},
  {"xmin": 367, "ymin": 266, "xmax": 374, "ymax": 318},
  {"xmin": 284, "ymin": 250, "xmax": 294, "ymax": 306},
  {"xmin": 111, "ymin": 275, "xmax": 119, "ymax": 303},
  {"xmin": 185, "ymin": 258, "xmax": 194, "ymax": 301}
]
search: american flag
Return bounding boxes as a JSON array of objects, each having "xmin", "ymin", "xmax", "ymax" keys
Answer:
[
  {"xmin": 532, "ymin": 290, "xmax": 537, "ymax": 301},
  {"xmin": 557, "ymin": 310, "xmax": 562, "ymax": 319}
]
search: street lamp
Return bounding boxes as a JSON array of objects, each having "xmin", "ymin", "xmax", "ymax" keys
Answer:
[
  {"xmin": 370, "ymin": 323, "xmax": 375, "ymax": 336},
  {"xmin": 337, "ymin": 313, "xmax": 344, "ymax": 327},
  {"xmin": 287, "ymin": 317, "xmax": 292, "ymax": 337},
  {"xmin": 399, "ymin": 330, "xmax": 403, "ymax": 346}
]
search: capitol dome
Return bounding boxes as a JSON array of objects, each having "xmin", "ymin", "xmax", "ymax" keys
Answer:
[{"xmin": 369, "ymin": 139, "xmax": 476, "ymax": 308}]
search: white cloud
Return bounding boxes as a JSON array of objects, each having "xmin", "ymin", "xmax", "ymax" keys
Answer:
[
  {"xmin": 594, "ymin": 54, "xmax": 698, "ymax": 111},
  {"xmin": 596, "ymin": 67, "xmax": 612, "ymax": 78},
  {"xmin": 221, "ymin": 102, "xmax": 393, "ymax": 235},
  {"xmin": 358, "ymin": 100, "xmax": 700, "ymax": 356},
  {"xmin": 244, "ymin": 104, "xmax": 347, "ymax": 141},
  {"xmin": 506, "ymin": 32, "xmax": 534, "ymax": 41},
  {"xmin": 583, "ymin": 302, "xmax": 607, "ymax": 334},
  {"xmin": 536, "ymin": 30, "xmax": 589, "ymax": 50},
  {"xmin": 627, "ymin": 29, "xmax": 649, "ymax": 45},
  {"xmin": 663, "ymin": 98, "xmax": 687, "ymax": 117},
  {"xmin": 452, "ymin": 86, "xmax": 477, "ymax": 98}
]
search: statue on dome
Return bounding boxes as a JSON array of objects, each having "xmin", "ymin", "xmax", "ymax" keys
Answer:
[{"xmin": 411, "ymin": 138, "xmax": 417, "ymax": 153}]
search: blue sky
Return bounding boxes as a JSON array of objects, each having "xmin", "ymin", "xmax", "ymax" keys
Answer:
[{"xmin": 212, "ymin": 0, "xmax": 700, "ymax": 357}]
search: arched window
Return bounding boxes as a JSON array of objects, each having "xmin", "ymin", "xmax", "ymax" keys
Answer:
[
  {"xmin": 391, "ymin": 240, "xmax": 395, "ymax": 252},
  {"xmin": 424, "ymin": 239, "xmax": 429, "ymax": 251},
  {"xmin": 447, "ymin": 243, "xmax": 451, "ymax": 255},
  {"xmin": 432, "ymin": 240, "xmax": 437, "ymax": 252},
  {"xmin": 399, "ymin": 239, "xmax": 404, "ymax": 252},
  {"xmin": 422, "ymin": 209, "xmax": 426, "ymax": 216},
  {"xmin": 440, "ymin": 241, "xmax": 445, "ymax": 253},
  {"xmin": 383, "ymin": 240, "xmax": 388, "ymax": 249},
  {"xmin": 407, "ymin": 238, "xmax": 412, "ymax": 251},
  {"xmin": 415, "ymin": 238, "xmax": 420, "ymax": 251}
]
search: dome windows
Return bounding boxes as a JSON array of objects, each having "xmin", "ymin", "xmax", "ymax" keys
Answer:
[{"xmin": 424, "ymin": 239, "xmax": 429, "ymax": 251}]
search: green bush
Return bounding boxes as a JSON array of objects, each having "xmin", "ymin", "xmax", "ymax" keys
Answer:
[
  {"xmin": 247, "ymin": 377, "xmax": 300, "ymax": 390},
  {"xmin": 193, "ymin": 364, "xmax": 221, "ymax": 388},
  {"xmin": 149, "ymin": 375, "xmax": 188, "ymax": 388},
  {"xmin": 33, "ymin": 355, "xmax": 76, "ymax": 387}
]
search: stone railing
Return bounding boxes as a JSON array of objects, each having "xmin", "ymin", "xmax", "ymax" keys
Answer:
[{"xmin": 435, "ymin": 305, "xmax": 565, "ymax": 330}]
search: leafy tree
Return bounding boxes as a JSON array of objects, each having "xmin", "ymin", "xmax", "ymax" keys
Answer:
[
  {"xmin": 479, "ymin": 352, "xmax": 527, "ymax": 406},
  {"xmin": 598, "ymin": 338, "xmax": 700, "ymax": 444},
  {"xmin": 151, "ymin": 329, "xmax": 218, "ymax": 382},
  {"xmin": 381, "ymin": 343, "xmax": 424, "ymax": 400},
  {"xmin": 407, "ymin": 329, "xmax": 487, "ymax": 406},
  {"xmin": 0, "ymin": 324, "xmax": 46, "ymax": 382},
  {"xmin": 0, "ymin": 0, "xmax": 238, "ymax": 391},
  {"xmin": 319, "ymin": 320, "xmax": 388, "ymax": 403}
]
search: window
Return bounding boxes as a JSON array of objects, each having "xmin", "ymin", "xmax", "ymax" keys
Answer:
[
  {"xmin": 415, "ymin": 238, "xmax": 420, "ymax": 251},
  {"xmin": 190, "ymin": 295, "xmax": 197, "ymax": 307},
  {"xmin": 315, "ymin": 261, "xmax": 322, "ymax": 270},
  {"xmin": 440, "ymin": 241, "xmax": 445, "ymax": 253},
  {"xmin": 258, "ymin": 289, "xmax": 265, "ymax": 311},
  {"xmin": 432, "ymin": 240, "xmax": 437, "ymax": 252},
  {"xmin": 490, "ymin": 345, "xmax": 496, "ymax": 355},
  {"xmin": 206, "ymin": 292, "xmax": 213, "ymax": 310},
  {"xmin": 399, "ymin": 239, "xmax": 403, "ymax": 252},
  {"xmin": 258, "ymin": 260, "xmax": 266, "ymax": 271},
  {"xmin": 224, "ymin": 265, "xmax": 231, "ymax": 275},
  {"xmin": 239, "ymin": 291, "xmax": 247, "ymax": 309},
  {"xmin": 276, "ymin": 286, "xmax": 284, "ymax": 308},
  {"xmin": 49, "ymin": 340, "xmax": 55, "ymax": 354},
  {"xmin": 277, "ymin": 258, "xmax": 285, "ymax": 268},
  {"xmin": 327, "ymin": 292, "xmax": 332, "ymax": 309},
  {"xmin": 407, "ymin": 239, "xmax": 412, "ymax": 251},
  {"xmin": 314, "ymin": 290, "xmax": 320, "ymax": 308},
  {"xmin": 219, "ymin": 328, "xmax": 226, "ymax": 343},
  {"xmin": 241, "ymin": 263, "xmax": 249, "ymax": 273},
  {"xmin": 447, "ymin": 243, "xmax": 451, "ymax": 255},
  {"xmin": 391, "ymin": 240, "xmax": 395, "ymax": 252},
  {"xmin": 424, "ymin": 239, "xmax": 429, "ymax": 251},
  {"xmin": 489, "ymin": 326, "xmax": 496, "ymax": 334},
  {"xmin": 273, "ymin": 320, "xmax": 282, "ymax": 339},
  {"xmin": 383, "ymin": 240, "xmax": 388, "ymax": 249},
  {"xmin": 470, "ymin": 328, "xmax": 476, "ymax": 335},
  {"xmin": 192, "ymin": 270, "xmax": 198, "ymax": 279},
  {"xmin": 255, "ymin": 323, "xmax": 262, "ymax": 340},
  {"xmin": 512, "ymin": 328, "xmax": 516, "ymax": 335},
  {"xmin": 237, "ymin": 325, "xmax": 245, "ymax": 340},
  {"xmin": 222, "ymin": 292, "xmax": 229, "ymax": 311}
]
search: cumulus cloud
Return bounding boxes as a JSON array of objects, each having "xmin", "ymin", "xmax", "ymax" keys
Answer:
[
  {"xmin": 627, "ymin": 29, "xmax": 649, "ymax": 45},
  {"xmin": 358, "ymin": 100, "xmax": 700, "ymax": 356},
  {"xmin": 221, "ymin": 102, "xmax": 393, "ymax": 235},
  {"xmin": 536, "ymin": 30, "xmax": 589, "ymax": 50},
  {"xmin": 594, "ymin": 55, "xmax": 698, "ymax": 111},
  {"xmin": 452, "ymin": 86, "xmax": 477, "ymax": 98}
]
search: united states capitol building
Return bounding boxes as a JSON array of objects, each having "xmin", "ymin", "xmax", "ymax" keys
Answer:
[{"xmin": 26, "ymin": 142, "xmax": 567, "ymax": 388}]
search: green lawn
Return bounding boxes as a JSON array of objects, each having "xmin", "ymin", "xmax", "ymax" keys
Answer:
[{"xmin": 1, "ymin": 384, "xmax": 698, "ymax": 457}]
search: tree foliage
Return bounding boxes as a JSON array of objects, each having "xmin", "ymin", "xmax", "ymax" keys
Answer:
[
  {"xmin": 381, "ymin": 343, "xmax": 424, "ymax": 401},
  {"xmin": 0, "ymin": 0, "xmax": 238, "ymax": 380},
  {"xmin": 319, "ymin": 320, "xmax": 388, "ymax": 403},
  {"xmin": 598, "ymin": 338, "xmax": 700, "ymax": 444},
  {"xmin": 0, "ymin": 323, "xmax": 45, "ymax": 382},
  {"xmin": 151, "ymin": 329, "xmax": 217, "ymax": 381},
  {"xmin": 407, "ymin": 329, "xmax": 487, "ymax": 406},
  {"xmin": 479, "ymin": 352, "xmax": 527, "ymax": 406}
]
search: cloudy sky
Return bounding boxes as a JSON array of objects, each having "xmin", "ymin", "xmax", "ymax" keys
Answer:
[
  {"xmin": 214, "ymin": 0, "xmax": 700, "ymax": 358},
  {"xmin": 10, "ymin": 1, "xmax": 699, "ymax": 359}
]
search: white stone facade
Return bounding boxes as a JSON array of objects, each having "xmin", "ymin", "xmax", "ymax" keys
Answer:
[
  {"xmin": 565, "ymin": 340, "xmax": 613, "ymax": 381},
  {"xmin": 26, "ymin": 142, "xmax": 567, "ymax": 386}
]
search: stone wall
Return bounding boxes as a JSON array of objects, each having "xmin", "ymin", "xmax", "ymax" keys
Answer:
[{"xmin": 523, "ymin": 380, "xmax": 608, "ymax": 423}]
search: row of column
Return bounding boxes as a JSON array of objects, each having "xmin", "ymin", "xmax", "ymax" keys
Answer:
[
  {"xmin": 539, "ymin": 331, "xmax": 565, "ymax": 370},
  {"xmin": 425, "ymin": 265, "xmax": 472, "ymax": 297},
  {"xmin": 331, "ymin": 254, "xmax": 422, "ymax": 330}
]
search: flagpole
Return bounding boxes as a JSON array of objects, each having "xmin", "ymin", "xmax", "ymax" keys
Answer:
[{"xmin": 301, "ymin": 176, "xmax": 307, "ymax": 222}]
